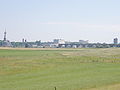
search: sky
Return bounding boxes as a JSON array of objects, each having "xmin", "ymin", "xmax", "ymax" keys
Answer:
[{"xmin": 0, "ymin": 0, "xmax": 120, "ymax": 43}]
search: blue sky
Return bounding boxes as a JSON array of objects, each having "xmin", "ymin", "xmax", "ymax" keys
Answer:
[{"xmin": 0, "ymin": 0, "xmax": 120, "ymax": 43}]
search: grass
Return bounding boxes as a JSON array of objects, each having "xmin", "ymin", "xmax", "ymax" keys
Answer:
[{"xmin": 0, "ymin": 48, "xmax": 120, "ymax": 90}]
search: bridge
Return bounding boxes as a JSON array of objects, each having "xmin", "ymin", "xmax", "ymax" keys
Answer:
[{"xmin": 58, "ymin": 44, "xmax": 120, "ymax": 48}]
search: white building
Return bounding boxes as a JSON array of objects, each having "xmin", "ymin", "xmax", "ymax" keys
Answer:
[
  {"xmin": 79, "ymin": 40, "xmax": 88, "ymax": 44},
  {"xmin": 53, "ymin": 39, "xmax": 65, "ymax": 44}
]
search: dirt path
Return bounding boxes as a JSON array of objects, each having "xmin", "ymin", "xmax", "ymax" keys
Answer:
[{"xmin": 89, "ymin": 83, "xmax": 120, "ymax": 90}]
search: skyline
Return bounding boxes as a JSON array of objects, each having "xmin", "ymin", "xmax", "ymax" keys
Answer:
[
  {"xmin": 0, "ymin": 0, "xmax": 120, "ymax": 43},
  {"xmin": 0, "ymin": 30, "xmax": 119, "ymax": 44}
]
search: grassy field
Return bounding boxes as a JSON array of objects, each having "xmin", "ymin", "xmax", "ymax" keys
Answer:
[{"xmin": 0, "ymin": 48, "xmax": 120, "ymax": 90}]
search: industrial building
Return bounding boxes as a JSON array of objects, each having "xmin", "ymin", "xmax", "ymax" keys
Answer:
[
  {"xmin": 0, "ymin": 31, "xmax": 12, "ymax": 47},
  {"xmin": 113, "ymin": 38, "xmax": 118, "ymax": 44}
]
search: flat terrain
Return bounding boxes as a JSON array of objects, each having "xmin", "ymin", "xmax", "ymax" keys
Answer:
[{"xmin": 0, "ymin": 48, "xmax": 120, "ymax": 90}]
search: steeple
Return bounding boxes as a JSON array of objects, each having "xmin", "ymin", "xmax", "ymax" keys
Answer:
[{"xmin": 4, "ymin": 29, "xmax": 7, "ymax": 41}]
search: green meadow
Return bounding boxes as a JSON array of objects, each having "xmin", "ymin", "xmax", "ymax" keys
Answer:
[{"xmin": 0, "ymin": 48, "xmax": 120, "ymax": 90}]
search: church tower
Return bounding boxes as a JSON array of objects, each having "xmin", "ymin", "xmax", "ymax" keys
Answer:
[{"xmin": 3, "ymin": 30, "xmax": 7, "ymax": 41}]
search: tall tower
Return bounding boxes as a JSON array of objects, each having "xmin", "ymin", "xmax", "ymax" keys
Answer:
[
  {"xmin": 4, "ymin": 30, "xmax": 7, "ymax": 41},
  {"xmin": 22, "ymin": 38, "xmax": 25, "ymax": 43}
]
